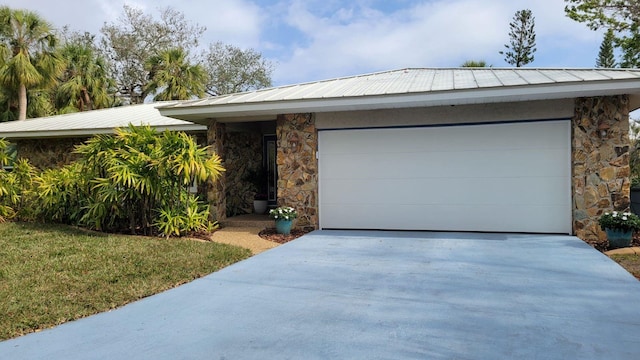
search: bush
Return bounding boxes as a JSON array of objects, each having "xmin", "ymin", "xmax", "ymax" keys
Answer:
[
  {"xmin": 599, "ymin": 211, "xmax": 640, "ymax": 232},
  {"xmin": 2, "ymin": 125, "xmax": 225, "ymax": 237}
]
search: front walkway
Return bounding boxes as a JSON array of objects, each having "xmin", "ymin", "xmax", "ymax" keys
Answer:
[{"xmin": 1, "ymin": 231, "xmax": 639, "ymax": 359}]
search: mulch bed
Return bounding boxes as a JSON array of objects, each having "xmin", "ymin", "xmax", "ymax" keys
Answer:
[
  {"xmin": 259, "ymin": 228, "xmax": 312, "ymax": 244},
  {"xmin": 585, "ymin": 233, "xmax": 640, "ymax": 253}
]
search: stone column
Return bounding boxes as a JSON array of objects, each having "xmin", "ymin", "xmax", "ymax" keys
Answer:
[
  {"xmin": 573, "ymin": 95, "xmax": 631, "ymax": 243},
  {"xmin": 276, "ymin": 113, "xmax": 318, "ymax": 230},
  {"xmin": 207, "ymin": 121, "xmax": 227, "ymax": 221}
]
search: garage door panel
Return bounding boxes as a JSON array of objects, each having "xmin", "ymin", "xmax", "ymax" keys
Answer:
[
  {"xmin": 321, "ymin": 203, "xmax": 569, "ymax": 233},
  {"xmin": 321, "ymin": 123, "xmax": 569, "ymax": 154},
  {"xmin": 318, "ymin": 121, "xmax": 571, "ymax": 233},
  {"xmin": 322, "ymin": 176, "xmax": 568, "ymax": 206},
  {"xmin": 321, "ymin": 148, "xmax": 569, "ymax": 179}
]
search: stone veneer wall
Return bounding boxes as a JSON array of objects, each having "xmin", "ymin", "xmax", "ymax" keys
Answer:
[
  {"xmin": 573, "ymin": 95, "xmax": 631, "ymax": 242},
  {"xmin": 224, "ymin": 131, "xmax": 263, "ymax": 216},
  {"xmin": 276, "ymin": 113, "xmax": 318, "ymax": 230},
  {"xmin": 17, "ymin": 137, "xmax": 86, "ymax": 169},
  {"xmin": 207, "ymin": 122, "xmax": 227, "ymax": 221}
]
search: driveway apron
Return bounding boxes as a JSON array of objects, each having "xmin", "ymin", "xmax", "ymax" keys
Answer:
[{"xmin": 1, "ymin": 230, "xmax": 640, "ymax": 359}]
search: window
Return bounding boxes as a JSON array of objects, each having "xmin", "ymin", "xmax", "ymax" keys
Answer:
[{"xmin": 1, "ymin": 142, "xmax": 16, "ymax": 171}]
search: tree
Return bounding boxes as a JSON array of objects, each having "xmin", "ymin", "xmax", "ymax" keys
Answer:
[
  {"xmin": 564, "ymin": 0, "xmax": 640, "ymax": 31},
  {"xmin": 99, "ymin": 5, "xmax": 205, "ymax": 104},
  {"xmin": 56, "ymin": 43, "xmax": 115, "ymax": 112},
  {"xmin": 0, "ymin": 7, "xmax": 62, "ymax": 120},
  {"xmin": 144, "ymin": 48, "xmax": 207, "ymax": 101},
  {"xmin": 596, "ymin": 29, "xmax": 617, "ymax": 67},
  {"xmin": 460, "ymin": 60, "xmax": 489, "ymax": 67},
  {"xmin": 202, "ymin": 42, "xmax": 274, "ymax": 96},
  {"xmin": 499, "ymin": 9, "xmax": 537, "ymax": 67},
  {"xmin": 565, "ymin": 1, "xmax": 640, "ymax": 68}
]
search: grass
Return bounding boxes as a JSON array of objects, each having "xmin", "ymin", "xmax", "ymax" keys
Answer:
[
  {"xmin": 0, "ymin": 222, "xmax": 251, "ymax": 340},
  {"xmin": 609, "ymin": 253, "xmax": 640, "ymax": 280}
]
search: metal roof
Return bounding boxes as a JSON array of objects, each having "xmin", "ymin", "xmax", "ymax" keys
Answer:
[
  {"xmin": 159, "ymin": 68, "xmax": 640, "ymax": 122},
  {"xmin": 0, "ymin": 102, "xmax": 207, "ymax": 139}
]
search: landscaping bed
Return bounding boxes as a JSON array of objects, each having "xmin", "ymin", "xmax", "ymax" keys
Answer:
[{"xmin": 259, "ymin": 228, "xmax": 312, "ymax": 244}]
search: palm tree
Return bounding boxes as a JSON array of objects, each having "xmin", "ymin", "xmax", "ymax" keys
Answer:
[
  {"xmin": 56, "ymin": 43, "xmax": 114, "ymax": 112},
  {"xmin": 144, "ymin": 48, "xmax": 207, "ymax": 101},
  {"xmin": 0, "ymin": 7, "xmax": 62, "ymax": 120}
]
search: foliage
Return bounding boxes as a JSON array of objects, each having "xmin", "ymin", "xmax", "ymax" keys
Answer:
[
  {"xmin": 202, "ymin": 42, "xmax": 274, "ymax": 96},
  {"xmin": 99, "ymin": 5, "xmax": 205, "ymax": 104},
  {"xmin": 144, "ymin": 48, "xmax": 207, "ymax": 101},
  {"xmin": 69, "ymin": 125, "xmax": 224, "ymax": 236},
  {"xmin": 0, "ymin": 140, "xmax": 37, "ymax": 221},
  {"xmin": 618, "ymin": 25, "xmax": 640, "ymax": 67},
  {"xmin": 565, "ymin": 1, "xmax": 640, "ymax": 68},
  {"xmin": 55, "ymin": 42, "xmax": 115, "ymax": 112},
  {"xmin": 1, "ymin": 125, "xmax": 224, "ymax": 237},
  {"xmin": 599, "ymin": 211, "xmax": 640, "ymax": 232},
  {"xmin": 564, "ymin": 0, "xmax": 640, "ymax": 32},
  {"xmin": 500, "ymin": 9, "xmax": 537, "ymax": 67},
  {"xmin": 0, "ymin": 7, "xmax": 63, "ymax": 120},
  {"xmin": 596, "ymin": 29, "xmax": 617, "ymax": 67},
  {"xmin": 460, "ymin": 60, "xmax": 489, "ymax": 67},
  {"xmin": 0, "ymin": 221, "xmax": 251, "ymax": 340},
  {"xmin": 269, "ymin": 206, "xmax": 298, "ymax": 221}
]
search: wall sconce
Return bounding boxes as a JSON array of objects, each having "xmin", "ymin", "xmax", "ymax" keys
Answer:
[{"xmin": 598, "ymin": 121, "xmax": 610, "ymax": 138}]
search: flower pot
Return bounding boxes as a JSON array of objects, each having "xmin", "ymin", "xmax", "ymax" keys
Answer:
[
  {"xmin": 253, "ymin": 200, "xmax": 268, "ymax": 215},
  {"xmin": 275, "ymin": 219, "xmax": 293, "ymax": 235},
  {"xmin": 605, "ymin": 228, "xmax": 633, "ymax": 249}
]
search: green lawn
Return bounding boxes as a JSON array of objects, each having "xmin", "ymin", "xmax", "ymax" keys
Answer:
[
  {"xmin": 0, "ymin": 222, "xmax": 251, "ymax": 340},
  {"xmin": 610, "ymin": 253, "xmax": 640, "ymax": 280}
]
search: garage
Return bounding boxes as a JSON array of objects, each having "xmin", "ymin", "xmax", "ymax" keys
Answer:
[{"xmin": 318, "ymin": 120, "xmax": 572, "ymax": 233}]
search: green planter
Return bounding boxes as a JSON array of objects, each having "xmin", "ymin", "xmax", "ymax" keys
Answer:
[
  {"xmin": 605, "ymin": 228, "xmax": 633, "ymax": 249},
  {"xmin": 275, "ymin": 219, "xmax": 293, "ymax": 235}
]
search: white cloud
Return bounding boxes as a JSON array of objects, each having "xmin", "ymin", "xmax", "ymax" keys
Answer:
[
  {"xmin": 271, "ymin": 0, "xmax": 603, "ymax": 84},
  {"xmin": 0, "ymin": 0, "xmax": 607, "ymax": 86}
]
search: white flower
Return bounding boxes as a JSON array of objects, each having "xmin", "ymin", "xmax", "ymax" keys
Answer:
[
  {"xmin": 623, "ymin": 216, "xmax": 628, "ymax": 220},
  {"xmin": 613, "ymin": 213, "xmax": 618, "ymax": 218}
]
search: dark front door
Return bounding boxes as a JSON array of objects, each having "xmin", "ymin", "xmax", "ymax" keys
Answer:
[{"xmin": 264, "ymin": 135, "xmax": 277, "ymax": 205}]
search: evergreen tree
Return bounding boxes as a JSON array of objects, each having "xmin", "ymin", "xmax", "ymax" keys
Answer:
[
  {"xmin": 500, "ymin": 9, "xmax": 537, "ymax": 67},
  {"xmin": 596, "ymin": 29, "xmax": 617, "ymax": 67}
]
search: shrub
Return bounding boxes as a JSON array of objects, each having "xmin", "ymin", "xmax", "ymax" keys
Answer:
[
  {"xmin": 269, "ymin": 206, "xmax": 297, "ymax": 221},
  {"xmin": 2, "ymin": 125, "xmax": 225, "ymax": 237},
  {"xmin": 599, "ymin": 211, "xmax": 640, "ymax": 232}
]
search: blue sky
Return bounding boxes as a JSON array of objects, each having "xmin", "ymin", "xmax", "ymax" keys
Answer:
[{"xmin": 9, "ymin": 0, "xmax": 603, "ymax": 86}]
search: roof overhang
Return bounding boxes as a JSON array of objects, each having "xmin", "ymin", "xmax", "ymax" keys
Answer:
[
  {"xmin": 0, "ymin": 124, "xmax": 206, "ymax": 140},
  {"xmin": 159, "ymin": 79, "xmax": 640, "ymax": 123}
]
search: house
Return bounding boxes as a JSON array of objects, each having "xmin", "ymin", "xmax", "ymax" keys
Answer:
[
  {"xmin": 0, "ymin": 102, "xmax": 207, "ymax": 169},
  {"xmin": 159, "ymin": 68, "xmax": 640, "ymax": 242}
]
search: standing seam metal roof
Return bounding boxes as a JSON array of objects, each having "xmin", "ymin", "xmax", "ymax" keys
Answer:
[{"xmin": 160, "ymin": 68, "xmax": 640, "ymax": 110}]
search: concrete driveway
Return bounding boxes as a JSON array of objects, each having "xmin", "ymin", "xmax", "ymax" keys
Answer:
[{"xmin": 1, "ymin": 230, "xmax": 640, "ymax": 359}]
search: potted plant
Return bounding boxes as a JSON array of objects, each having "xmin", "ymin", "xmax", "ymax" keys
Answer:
[
  {"xmin": 269, "ymin": 206, "xmax": 297, "ymax": 235},
  {"xmin": 253, "ymin": 193, "xmax": 268, "ymax": 214},
  {"xmin": 599, "ymin": 211, "xmax": 640, "ymax": 249}
]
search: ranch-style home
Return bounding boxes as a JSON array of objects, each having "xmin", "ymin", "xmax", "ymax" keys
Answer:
[{"xmin": 158, "ymin": 68, "xmax": 640, "ymax": 242}]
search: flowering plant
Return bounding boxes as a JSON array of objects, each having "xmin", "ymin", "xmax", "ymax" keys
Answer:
[
  {"xmin": 599, "ymin": 211, "xmax": 640, "ymax": 232},
  {"xmin": 269, "ymin": 206, "xmax": 297, "ymax": 221}
]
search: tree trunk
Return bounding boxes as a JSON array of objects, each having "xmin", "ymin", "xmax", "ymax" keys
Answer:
[{"xmin": 18, "ymin": 83, "xmax": 27, "ymax": 120}]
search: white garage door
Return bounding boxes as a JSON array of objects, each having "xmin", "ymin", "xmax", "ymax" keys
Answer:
[{"xmin": 318, "ymin": 120, "xmax": 571, "ymax": 233}]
